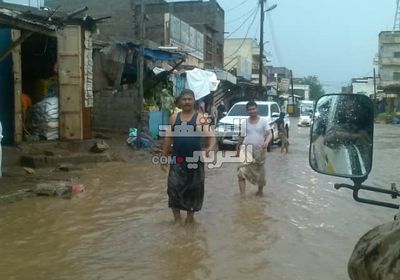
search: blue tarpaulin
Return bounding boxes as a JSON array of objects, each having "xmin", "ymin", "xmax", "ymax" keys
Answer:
[
  {"xmin": 124, "ymin": 43, "xmax": 185, "ymax": 62},
  {"xmin": 144, "ymin": 48, "xmax": 185, "ymax": 61}
]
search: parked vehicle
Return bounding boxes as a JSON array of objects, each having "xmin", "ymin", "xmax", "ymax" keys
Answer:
[
  {"xmin": 309, "ymin": 93, "xmax": 399, "ymax": 280},
  {"xmin": 215, "ymin": 101, "xmax": 290, "ymax": 150}
]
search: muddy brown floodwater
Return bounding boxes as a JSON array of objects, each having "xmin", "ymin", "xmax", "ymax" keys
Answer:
[{"xmin": 0, "ymin": 120, "xmax": 399, "ymax": 280}]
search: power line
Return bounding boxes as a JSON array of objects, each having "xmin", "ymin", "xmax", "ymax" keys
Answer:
[
  {"xmin": 226, "ymin": 7, "xmax": 258, "ymax": 38},
  {"xmin": 224, "ymin": 5, "xmax": 260, "ymax": 63},
  {"xmin": 253, "ymin": 19, "xmax": 259, "ymax": 40},
  {"xmin": 266, "ymin": 15, "xmax": 282, "ymax": 66},
  {"xmin": 225, "ymin": 0, "xmax": 251, "ymax": 13},
  {"xmin": 225, "ymin": 6, "xmax": 258, "ymax": 25}
]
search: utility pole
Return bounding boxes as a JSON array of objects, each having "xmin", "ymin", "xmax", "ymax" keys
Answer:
[
  {"xmin": 290, "ymin": 70, "xmax": 295, "ymax": 116},
  {"xmin": 258, "ymin": 0, "xmax": 265, "ymax": 100},
  {"xmin": 373, "ymin": 67, "xmax": 377, "ymax": 116},
  {"xmin": 138, "ymin": 0, "xmax": 145, "ymax": 128}
]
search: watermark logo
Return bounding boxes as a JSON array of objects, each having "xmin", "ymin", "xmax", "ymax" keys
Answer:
[
  {"xmin": 158, "ymin": 118, "xmax": 247, "ymax": 138},
  {"xmin": 152, "ymin": 145, "xmax": 254, "ymax": 169}
]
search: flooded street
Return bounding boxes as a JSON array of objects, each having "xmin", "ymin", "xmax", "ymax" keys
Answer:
[{"xmin": 1, "ymin": 120, "xmax": 400, "ymax": 280}]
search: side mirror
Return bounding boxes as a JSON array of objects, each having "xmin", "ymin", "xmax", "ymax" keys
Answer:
[
  {"xmin": 309, "ymin": 94, "xmax": 374, "ymax": 179},
  {"xmin": 222, "ymin": 111, "xmax": 227, "ymax": 117},
  {"xmin": 271, "ymin": 112, "xmax": 280, "ymax": 118}
]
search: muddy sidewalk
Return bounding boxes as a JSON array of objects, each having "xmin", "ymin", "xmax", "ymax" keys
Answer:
[{"xmin": 0, "ymin": 132, "xmax": 163, "ymax": 202}]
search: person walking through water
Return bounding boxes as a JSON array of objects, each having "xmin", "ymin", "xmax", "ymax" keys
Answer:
[
  {"xmin": 237, "ymin": 101, "xmax": 272, "ymax": 198},
  {"xmin": 161, "ymin": 89, "xmax": 216, "ymax": 225},
  {"xmin": 216, "ymin": 101, "xmax": 226, "ymax": 123},
  {"xmin": 271, "ymin": 112, "xmax": 289, "ymax": 153}
]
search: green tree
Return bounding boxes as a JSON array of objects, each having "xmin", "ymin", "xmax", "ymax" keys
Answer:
[{"xmin": 302, "ymin": 76, "xmax": 325, "ymax": 100}]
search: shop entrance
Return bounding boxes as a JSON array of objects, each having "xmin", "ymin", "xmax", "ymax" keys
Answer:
[{"xmin": 21, "ymin": 32, "xmax": 59, "ymax": 141}]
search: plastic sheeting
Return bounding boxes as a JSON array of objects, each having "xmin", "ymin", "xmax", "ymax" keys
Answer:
[
  {"xmin": 186, "ymin": 68, "xmax": 220, "ymax": 100},
  {"xmin": 31, "ymin": 97, "xmax": 59, "ymax": 140}
]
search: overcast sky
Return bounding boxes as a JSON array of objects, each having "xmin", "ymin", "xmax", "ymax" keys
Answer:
[
  {"xmin": 219, "ymin": 0, "xmax": 395, "ymax": 93},
  {"xmin": 6, "ymin": 0, "xmax": 397, "ymax": 92}
]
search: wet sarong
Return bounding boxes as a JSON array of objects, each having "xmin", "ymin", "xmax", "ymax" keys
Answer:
[
  {"xmin": 167, "ymin": 162, "xmax": 205, "ymax": 212},
  {"xmin": 237, "ymin": 147, "xmax": 266, "ymax": 186}
]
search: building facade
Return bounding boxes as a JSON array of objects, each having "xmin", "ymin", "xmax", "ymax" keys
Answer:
[
  {"xmin": 46, "ymin": 0, "xmax": 224, "ymax": 69},
  {"xmin": 46, "ymin": 0, "xmax": 165, "ymax": 43},
  {"xmin": 378, "ymin": 31, "xmax": 400, "ymax": 112},
  {"xmin": 224, "ymin": 38, "xmax": 266, "ymax": 86},
  {"xmin": 138, "ymin": 0, "xmax": 224, "ymax": 69},
  {"xmin": 351, "ymin": 77, "xmax": 376, "ymax": 98}
]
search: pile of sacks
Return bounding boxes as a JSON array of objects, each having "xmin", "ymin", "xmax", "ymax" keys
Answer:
[{"xmin": 31, "ymin": 97, "xmax": 59, "ymax": 140}]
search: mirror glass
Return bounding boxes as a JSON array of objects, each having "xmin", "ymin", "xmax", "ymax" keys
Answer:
[{"xmin": 309, "ymin": 94, "xmax": 374, "ymax": 178}]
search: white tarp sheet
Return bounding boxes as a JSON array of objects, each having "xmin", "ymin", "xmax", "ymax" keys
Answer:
[{"xmin": 186, "ymin": 68, "xmax": 220, "ymax": 100}]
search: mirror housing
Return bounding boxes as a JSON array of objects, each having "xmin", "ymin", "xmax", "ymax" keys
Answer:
[
  {"xmin": 222, "ymin": 111, "xmax": 227, "ymax": 117},
  {"xmin": 309, "ymin": 94, "xmax": 374, "ymax": 179}
]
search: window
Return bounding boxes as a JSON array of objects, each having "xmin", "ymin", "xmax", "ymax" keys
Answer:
[
  {"xmin": 206, "ymin": 36, "xmax": 213, "ymax": 62},
  {"xmin": 394, "ymin": 52, "xmax": 400, "ymax": 58},
  {"xmin": 227, "ymin": 104, "xmax": 269, "ymax": 117},
  {"xmin": 271, "ymin": 104, "xmax": 280, "ymax": 114},
  {"xmin": 393, "ymin": 72, "xmax": 400, "ymax": 80}
]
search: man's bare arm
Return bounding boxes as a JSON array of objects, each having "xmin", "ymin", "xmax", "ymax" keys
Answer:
[{"xmin": 161, "ymin": 114, "xmax": 175, "ymax": 171}]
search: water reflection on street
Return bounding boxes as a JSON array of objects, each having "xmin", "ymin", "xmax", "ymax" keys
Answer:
[{"xmin": 0, "ymin": 121, "xmax": 399, "ymax": 280}]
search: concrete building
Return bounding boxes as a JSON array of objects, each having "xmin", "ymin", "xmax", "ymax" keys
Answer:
[
  {"xmin": 45, "ymin": 0, "xmax": 165, "ymax": 43},
  {"xmin": 351, "ymin": 77, "xmax": 376, "ymax": 98},
  {"xmin": 378, "ymin": 31, "xmax": 400, "ymax": 112},
  {"xmin": 137, "ymin": 0, "xmax": 225, "ymax": 69},
  {"xmin": 46, "ymin": 0, "xmax": 224, "ymax": 69},
  {"xmin": 224, "ymin": 38, "xmax": 266, "ymax": 86}
]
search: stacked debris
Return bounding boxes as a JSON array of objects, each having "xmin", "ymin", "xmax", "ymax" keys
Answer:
[{"xmin": 31, "ymin": 97, "xmax": 59, "ymax": 140}]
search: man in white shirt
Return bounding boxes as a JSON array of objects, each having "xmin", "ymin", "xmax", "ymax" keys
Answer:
[{"xmin": 236, "ymin": 101, "xmax": 272, "ymax": 198}]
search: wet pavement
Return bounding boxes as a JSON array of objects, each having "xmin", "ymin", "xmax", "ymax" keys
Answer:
[{"xmin": 1, "ymin": 119, "xmax": 399, "ymax": 280}]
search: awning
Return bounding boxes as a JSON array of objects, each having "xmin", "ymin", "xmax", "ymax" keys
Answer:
[
  {"xmin": 124, "ymin": 43, "xmax": 185, "ymax": 62},
  {"xmin": 144, "ymin": 48, "xmax": 185, "ymax": 61}
]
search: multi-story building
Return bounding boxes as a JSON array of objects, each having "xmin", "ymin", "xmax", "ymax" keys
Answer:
[
  {"xmin": 139, "ymin": 0, "xmax": 224, "ymax": 69},
  {"xmin": 46, "ymin": 0, "xmax": 224, "ymax": 69},
  {"xmin": 378, "ymin": 31, "xmax": 400, "ymax": 112},
  {"xmin": 46, "ymin": 0, "xmax": 164, "ymax": 42},
  {"xmin": 224, "ymin": 38, "xmax": 266, "ymax": 86}
]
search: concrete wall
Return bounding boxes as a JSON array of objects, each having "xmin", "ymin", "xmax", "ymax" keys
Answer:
[
  {"xmin": 224, "ymin": 39, "xmax": 254, "ymax": 69},
  {"xmin": 93, "ymin": 88, "xmax": 141, "ymax": 132},
  {"xmin": 352, "ymin": 78, "xmax": 375, "ymax": 97},
  {"xmin": 46, "ymin": 0, "xmax": 224, "ymax": 68},
  {"xmin": 45, "ymin": 0, "xmax": 165, "ymax": 42}
]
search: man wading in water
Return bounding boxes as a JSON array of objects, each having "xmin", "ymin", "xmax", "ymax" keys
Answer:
[
  {"xmin": 237, "ymin": 101, "xmax": 272, "ymax": 198},
  {"xmin": 161, "ymin": 89, "xmax": 216, "ymax": 225}
]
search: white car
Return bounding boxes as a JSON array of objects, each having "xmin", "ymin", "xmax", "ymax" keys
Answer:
[
  {"xmin": 215, "ymin": 101, "xmax": 290, "ymax": 150},
  {"xmin": 298, "ymin": 113, "xmax": 313, "ymax": 127}
]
